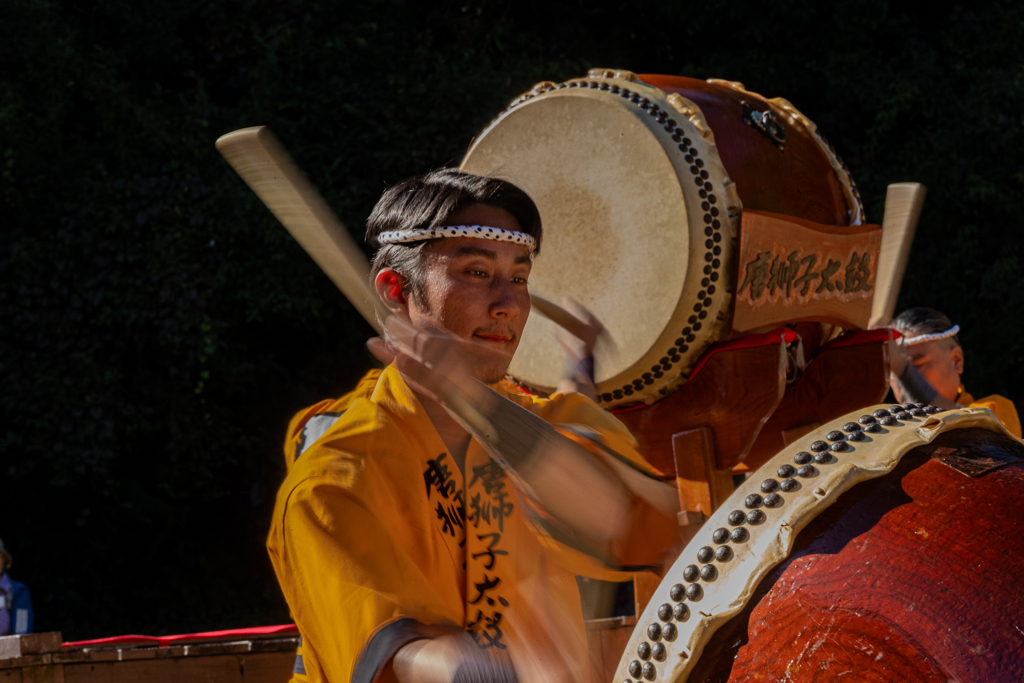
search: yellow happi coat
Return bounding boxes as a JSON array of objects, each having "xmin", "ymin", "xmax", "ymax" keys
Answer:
[
  {"xmin": 268, "ymin": 365, "xmax": 671, "ymax": 683},
  {"xmin": 958, "ymin": 386, "xmax": 1022, "ymax": 438}
]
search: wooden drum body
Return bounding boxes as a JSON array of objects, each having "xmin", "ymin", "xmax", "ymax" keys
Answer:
[
  {"xmin": 691, "ymin": 427, "xmax": 1024, "ymax": 682},
  {"xmin": 616, "ymin": 406, "xmax": 1024, "ymax": 683},
  {"xmin": 641, "ymin": 75, "xmax": 862, "ymax": 227},
  {"xmin": 461, "ymin": 70, "xmax": 864, "ymax": 408}
]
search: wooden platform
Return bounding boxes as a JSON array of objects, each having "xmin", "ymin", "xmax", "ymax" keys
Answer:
[
  {"xmin": 0, "ymin": 620, "xmax": 638, "ymax": 683},
  {"xmin": 0, "ymin": 631, "xmax": 299, "ymax": 683}
]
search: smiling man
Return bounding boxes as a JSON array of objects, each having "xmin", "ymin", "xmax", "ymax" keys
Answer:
[{"xmin": 268, "ymin": 169, "xmax": 676, "ymax": 683}]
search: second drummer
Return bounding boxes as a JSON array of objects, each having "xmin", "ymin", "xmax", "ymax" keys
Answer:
[{"xmin": 889, "ymin": 307, "xmax": 1021, "ymax": 437}]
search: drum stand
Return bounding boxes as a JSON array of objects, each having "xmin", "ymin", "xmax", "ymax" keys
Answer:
[{"xmin": 608, "ymin": 326, "xmax": 891, "ymax": 624}]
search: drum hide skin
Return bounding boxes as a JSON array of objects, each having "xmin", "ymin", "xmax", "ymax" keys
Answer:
[
  {"xmin": 690, "ymin": 428, "xmax": 1024, "ymax": 682},
  {"xmin": 463, "ymin": 93, "xmax": 692, "ymax": 392},
  {"xmin": 462, "ymin": 74, "xmax": 740, "ymax": 406}
]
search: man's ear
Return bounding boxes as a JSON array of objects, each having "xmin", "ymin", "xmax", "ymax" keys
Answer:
[
  {"xmin": 374, "ymin": 268, "xmax": 409, "ymax": 316},
  {"xmin": 951, "ymin": 344, "xmax": 964, "ymax": 375}
]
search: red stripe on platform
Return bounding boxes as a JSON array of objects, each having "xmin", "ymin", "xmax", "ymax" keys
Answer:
[{"xmin": 63, "ymin": 623, "xmax": 298, "ymax": 648}]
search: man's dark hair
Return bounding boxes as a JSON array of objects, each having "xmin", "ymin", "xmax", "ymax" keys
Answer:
[
  {"xmin": 892, "ymin": 307, "xmax": 961, "ymax": 346},
  {"xmin": 366, "ymin": 169, "xmax": 542, "ymax": 302}
]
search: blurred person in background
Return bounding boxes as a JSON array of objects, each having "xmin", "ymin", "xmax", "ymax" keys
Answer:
[
  {"xmin": 889, "ymin": 307, "xmax": 1021, "ymax": 437},
  {"xmin": 0, "ymin": 539, "xmax": 34, "ymax": 636}
]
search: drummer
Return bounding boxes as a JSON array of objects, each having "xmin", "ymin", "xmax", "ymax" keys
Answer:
[
  {"xmin": 268, "ymin": 169, "xmax": 677, "ymax": 683},
  {"xmin": 889, "ymin": 307, "xmax": 1021, "ymax": 437}
]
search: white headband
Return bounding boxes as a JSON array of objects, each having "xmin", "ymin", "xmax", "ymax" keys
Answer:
[
  {"xmin": 377, "ymin": 225, "xmax": 537, "ymax": 253},
  {"xmin": 902, "ymin": 325, "xmax": 960, "ymax": 346}
]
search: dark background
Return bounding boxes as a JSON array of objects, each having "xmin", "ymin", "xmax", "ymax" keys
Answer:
[{"xmin": 1, "ymin": 0, "xmax": 1021, "ymax": 640}]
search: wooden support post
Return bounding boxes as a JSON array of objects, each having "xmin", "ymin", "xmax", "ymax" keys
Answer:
[
  {"xmin": 672, "ymin": 427, "xmax": 734, "ymax": 518},
  {"xmin": 627, "ymin": 427, "xmax": 736, "ymax": 616},
  {"xmin": 585, "ymin": 616, "xmax": 637, "ymax": 683},
  {"xmin": 632, "ymin": 571, "xmax": 664, "ymax": 619}
]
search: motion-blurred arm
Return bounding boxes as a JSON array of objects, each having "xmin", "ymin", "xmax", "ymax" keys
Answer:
[
  {"xmin": 374, "ymin": 318, "xmax": 677, "ymax": 565},
  {"xmin": 887, "ymin": 338, "xmax": 958, "ymax": 409}
]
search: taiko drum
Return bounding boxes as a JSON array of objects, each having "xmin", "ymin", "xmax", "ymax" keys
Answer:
[{"xmin": 461, "ymin": 69, "xmax": 862, "ymax": 408}]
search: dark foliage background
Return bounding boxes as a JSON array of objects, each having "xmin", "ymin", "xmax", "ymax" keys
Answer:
[{"xmin": 1, "ymin": 0, "xmax": 1021, "ymax": 640}]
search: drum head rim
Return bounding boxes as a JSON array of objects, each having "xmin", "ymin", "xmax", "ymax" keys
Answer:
[{"xmin": 614, "ymin": 405, "xmax": 1016, "ymax": 683}]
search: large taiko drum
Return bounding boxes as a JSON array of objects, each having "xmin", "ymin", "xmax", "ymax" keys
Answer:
[
  {"xmin": 616, "ymin": 404, "xmax": 1024, "ymax": 683},
  {"xmin": 460, "ymin": 69, "xmax": 864, "ymax": 408}
]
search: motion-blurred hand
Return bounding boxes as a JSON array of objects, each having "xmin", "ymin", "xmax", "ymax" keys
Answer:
[
  {"xmin": 537, "ymin": 298, "xmax": 606, "ymax": 400},
  {"xmin": 887, "ymin": 335, "xmax": 909, "ymax": 379},
  {"xmin": 368, "ymin": 316, "xmax": 506, "ymax": 405}
]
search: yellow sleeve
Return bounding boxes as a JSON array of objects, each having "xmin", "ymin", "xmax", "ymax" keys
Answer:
[
  {"xmin": 283, "ymin": 370, "xmax": 385, "ymax": 472},
  {"xmin": 970, "ymin": 395, "xmax": 1022, "ymax": 438},
  {"xmin": 268, "ymin": 454, "xmax": 462, "ymax": 683},
  {"xmin": 283, "ymin": 399, "xmax": 336, "ymax": 471}
]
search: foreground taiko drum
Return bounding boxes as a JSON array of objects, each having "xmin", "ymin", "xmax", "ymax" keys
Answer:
[
  {"xmin": 616, "ymin": 405, "xmax": 1024, "ymax": 682},
  {"xmin": 461, "ymin": 69, "xmax": 863, "ymax": 407}
]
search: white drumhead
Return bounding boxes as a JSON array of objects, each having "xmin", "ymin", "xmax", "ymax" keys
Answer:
[{"xmin": 462, "ymin": 76, "xmax": 737, "ymax": 406}]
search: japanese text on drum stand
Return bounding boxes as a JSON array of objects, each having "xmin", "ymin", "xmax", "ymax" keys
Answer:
[{"xmin": 739, "ymin": 250, "xmax": 874, "ymax": 302}]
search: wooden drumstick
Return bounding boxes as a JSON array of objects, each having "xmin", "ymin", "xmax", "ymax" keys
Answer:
[
  {"xmin": 217, "ymin": 126, "xmax": 501, "ymax": 437},
  {"xmin": 215, "ymin": 126, "xmax": 385, "ymax": 333},
  {"xmin": 530, "ymin": 294, "xmax": 590, "ymax": 340},
  {"xmin": 869, "ymin": 182, "xmax": 927, "ymax": 329}
]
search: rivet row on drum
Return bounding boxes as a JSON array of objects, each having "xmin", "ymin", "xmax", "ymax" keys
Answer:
[{"xmin": 624, "ymin": 402, "xmax": 943, "ymax": 683}]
